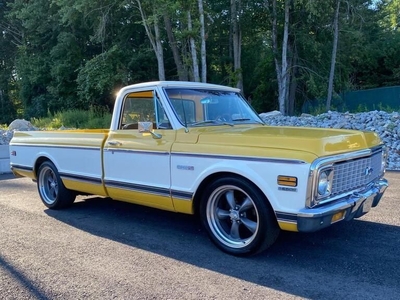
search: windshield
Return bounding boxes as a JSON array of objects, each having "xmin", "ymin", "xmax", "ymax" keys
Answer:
[{"xmin": 164, "ymin": 88, "xmax": 263, "ymax": 127}]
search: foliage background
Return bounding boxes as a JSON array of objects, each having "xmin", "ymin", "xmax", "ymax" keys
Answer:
[{"xmin": 0, "ymin": 0, "xmax": 399, "ymax": 126}]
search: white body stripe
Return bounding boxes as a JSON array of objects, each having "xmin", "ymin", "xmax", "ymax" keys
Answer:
[
  {"xmin": 10, "ymin": 144, "xmax": 103, "ymax": 182},
  {"xmin": 170, "ymin": 153, "xmax": 311, "ymax": 213},
  {"xmin": 103, "ymin": 149, "xmax": 170, "ymax": 191}
]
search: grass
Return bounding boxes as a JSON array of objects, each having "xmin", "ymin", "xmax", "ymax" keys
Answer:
[{"xmin": 30, "ymin": 107, "xmax": 112, "ymax": 129}]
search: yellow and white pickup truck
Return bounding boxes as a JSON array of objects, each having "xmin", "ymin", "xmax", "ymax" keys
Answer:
[{"xmin": 10, "ymin": 81, "xmax": 388, "ymax": 256}]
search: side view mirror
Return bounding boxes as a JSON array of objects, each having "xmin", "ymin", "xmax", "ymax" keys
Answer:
[{"xmin": 138, "ymin": 121, "xmax": 162, "ymax": 139}]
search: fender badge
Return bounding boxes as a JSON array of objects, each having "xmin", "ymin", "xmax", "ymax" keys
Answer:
[
  {"xmin": 278, "ymin": 187, "xmax": 297, "ymax": 192},
  {"xmin": 177, "ymin": 165, "xmax": 194, "ymax": 171},
  {"xmin": 11, "ymin": 151, "xmax": 16, "ymax": 156}
]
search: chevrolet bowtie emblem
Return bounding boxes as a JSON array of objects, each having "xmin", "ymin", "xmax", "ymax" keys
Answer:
[{"xmin": 364, "ymin": 167, "xmax": 373, "ymax": 176}]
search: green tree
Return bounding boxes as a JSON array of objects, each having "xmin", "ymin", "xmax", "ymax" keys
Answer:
[{"xmin": 0, "ymin": 0, "xmax": 19, "ymax": 123}]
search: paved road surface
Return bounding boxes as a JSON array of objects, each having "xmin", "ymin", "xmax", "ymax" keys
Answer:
[{"xmin": 0, "ymin": 172, "xmax": 399, "ymax": 299}]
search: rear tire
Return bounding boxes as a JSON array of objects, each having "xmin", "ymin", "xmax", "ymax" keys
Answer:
[
  {"xmin": 37, "ymin": 161, "xmax": 76, "ymax": 209},
  {"xmin": 200, "ymin": 176, "xmax": 280, "ymax": 256}
]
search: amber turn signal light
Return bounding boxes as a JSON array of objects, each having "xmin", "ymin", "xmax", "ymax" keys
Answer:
[{"xmin": 277, "ymin": 175, "xmax": 297, "ymax": 187}]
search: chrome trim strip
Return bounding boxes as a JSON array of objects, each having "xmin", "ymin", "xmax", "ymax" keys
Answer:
[
  {"xmin": 171, "ymin": 152, "xmax": 307, "ymax": 165},
  {"xmin": 10, "ymin": 164, "xmax": 33, "ymax": 172},
  {"xmin": 310, "ymin": 148, "xmax": 374, "ymax": 172},
  {"xmin": 56, "ymin": 174, "xmax": 193, "ymax": 200},
  {"xmin": 103, "ymin": 148, "xmax": 169, "ymax": 155},
  {"xmin": 60, "ymin": 173, "xmax": 103, "ymax": 185},
  {"xmin": 171, "ymin": 190, "xmax": 193, "ymax": 200},
  {"xmin": 104, "ymin": 180, "xmax": 171, "ymax": 197},
  {"xmin": 276, "ymin": 212, "xmax": 298, "ymax": 222},
  {"xmin": 10, "ymin": 144, "xmax": 101, "ymax": 151},
  {"xmin": 277, "ymin": 219, "xmax": 297, "ymax": 225}
]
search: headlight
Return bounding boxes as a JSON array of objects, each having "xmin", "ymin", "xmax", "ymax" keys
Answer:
[{"xmin": 317, "ymin": 169, "xmax": 332, "ymax": 198}]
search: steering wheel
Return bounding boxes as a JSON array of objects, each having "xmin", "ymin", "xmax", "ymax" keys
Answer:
[
  {"xmin": 122, "ymin": 123, "xmax": 137, "ymax": 130},
  {"xmin": 215, "ymin": 114, "xmax": 231, "ymax": 122}
]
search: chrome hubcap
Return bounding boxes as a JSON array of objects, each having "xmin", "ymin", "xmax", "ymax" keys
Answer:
[
  {"xmin": 207, "ymin": 185, "xmax": 259, "ymax": 249},
  {"xmin": 39, "ymin": 166, "xmax": 59, "ymax": 205}
]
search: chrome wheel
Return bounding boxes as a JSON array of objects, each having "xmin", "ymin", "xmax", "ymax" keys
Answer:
[
  {"xmin": 206, "ymin": 185, "xmax": 259, "ymax": 249},
  {"xmin": 38, "ymin": 165, "xmax": 59, "ymax": 205},
  {"xmin": 37, "ymin": 161, "xmax": 76, "ymax": 209}
]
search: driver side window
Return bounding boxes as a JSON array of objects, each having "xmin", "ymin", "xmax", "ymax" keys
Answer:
[{"xmin": 120, "ymin": 90, "xmax": 171, "ymax": 130}]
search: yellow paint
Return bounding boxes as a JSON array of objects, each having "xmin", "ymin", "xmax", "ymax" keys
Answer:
[
  {"xmin": 172, "ymin": 125, "xmax": 383, "ymax": 163},
  {"xmin": 62, "ymin": 179, "xmax": 108, "ymax": 197},
  {"xmin": 106, "ymin": 129, "xmax": 177, "ymax": 152},
  {"xmin": 11, "ymin": 130, "xmax": 108, "ymax": 148},
  {"xmin": 172, "ymin": 198, "xmax": 194, "ymax": 214},
  {"xmin": 126, "ymin": 91, "xmax": 153, "ymax": 98},
  {"xmin": 278, "ymin": 221, "xmax": 299, "ymax": 232},
  {"xmin": 106, "ymin": 187, "xmax": 175, "ymax": 212},
  {"xmin": 12, "ymin": 168, "xmax": 35, "ymax": 180}
]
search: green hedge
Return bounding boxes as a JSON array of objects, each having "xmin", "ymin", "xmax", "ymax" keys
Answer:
[{"xmin": 30, "ymin": 107, "xmax": 112, "ymax": 129}]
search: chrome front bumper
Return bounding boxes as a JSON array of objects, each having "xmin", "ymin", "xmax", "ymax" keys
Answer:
[{"xmin": 297, "ymin": 178, "xmax": 388, "ymax": 232}]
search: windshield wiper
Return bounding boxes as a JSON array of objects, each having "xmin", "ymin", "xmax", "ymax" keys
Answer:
[
  {"xmin": 190, "ymin": 120, "xmax": 234, "ymax": 127},
  {"xmin": 232, "ymin": 118, "xmax": 265, "ymax": 125},
  {"xmin": 231, "ymin": 118, "xmax": 251, "ymax": 121}
]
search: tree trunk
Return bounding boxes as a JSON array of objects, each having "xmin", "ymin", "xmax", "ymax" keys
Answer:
[
  {"xmin": 270, "ymin": 0, "xmax": 282, "ymax": 105},
  {"xmin": 163, "ymin": 14, "xmax": 188, "ymax": 81},
  {"xmin": 136, "ymin": 0, "xmax": 165, "ymax": 81},
  {"xmin": 270, "ymin": 0, "xmax": 290, "ymax": 115},
  {"xmin": 231, "ymin": 0, "xmax": 243, "ymax": 92},
  {"xmin": 153, "ymin": 12, "xmax": 165, "ymax": 81},
  {"xmin": 188, "ymin": 10, "xmax": 200, "ymax": 82},
  {"xmin": 280, "ymin": 0, "xmax": 290, "ymax": 115},
  {"xmin": 198, "ymin": 0, "xmax": 207, "ymax": 83},
  {"xmin": 288, "ymin": 47, "xmax": 298, "ymax": 116},
  {"xmin": 326, "ymin": 0, "xmax": 340, "ymax": 111}
]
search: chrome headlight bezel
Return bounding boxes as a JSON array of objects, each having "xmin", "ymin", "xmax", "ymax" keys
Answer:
[
  {"xmin": 317, "ymin": 171, "xmax": 330, "ymax": 196},
  {"xmin": 381, "ymin": 146, "xmax": 388, "ymax": 174},
  {"xmin": 316, "ymin": 167, "xmax": 333, "ymax": 200},
  {"xmin": 307, "ymin": 165, "xmax": 334, "ymax": 208}
]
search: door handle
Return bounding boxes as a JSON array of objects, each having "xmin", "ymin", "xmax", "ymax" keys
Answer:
[{"xmin": 107, "ymin": 141, "xmax": 122, "ymax": 146}]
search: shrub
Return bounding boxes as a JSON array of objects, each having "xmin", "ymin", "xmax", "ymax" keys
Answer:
[{"xmin": 31, "ymin": 107, "xmax": 112, "ymax": 129}]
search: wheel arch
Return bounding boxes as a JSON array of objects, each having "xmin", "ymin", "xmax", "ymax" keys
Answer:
[
  {"xmin": 34, "ymin": 156, "xmax": 53, "ymax": 177},
  {"xmin": 192, "ymin": 171, "xmax": 276, "ymax": 218}
]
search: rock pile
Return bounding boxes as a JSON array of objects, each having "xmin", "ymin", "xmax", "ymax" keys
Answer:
[
  {"xmin": 1, "ymin": 112, "xmax": 399, "ymax": 170},
  {"xmin": 8, "ymin": 119, "xmax": 38, "ymax": 131},
  {"xmin": 0, "ymin": 130, "xmax": 13, "ymax": 145},
  {"xmin": 1, "ymin": 119, "xmax": 38, "ymax": 146}
]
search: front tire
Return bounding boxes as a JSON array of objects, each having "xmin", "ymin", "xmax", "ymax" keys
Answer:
[
  {"xmin": 200, "ymin": 176, "xmax": 280, "ymax": 256},
  {"xmin": 37, "ymin": 161, "xmax": 76, "ymax": 209}
]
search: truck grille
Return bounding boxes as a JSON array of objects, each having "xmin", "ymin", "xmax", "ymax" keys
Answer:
[{"xmin": 331, "ymin": 151, "xmax": 383, "ymax": 196}]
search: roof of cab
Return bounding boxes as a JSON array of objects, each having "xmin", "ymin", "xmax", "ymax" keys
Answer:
[{"xmin": 119, "ymin": 81, "xmax": 241, "ymax": 94}]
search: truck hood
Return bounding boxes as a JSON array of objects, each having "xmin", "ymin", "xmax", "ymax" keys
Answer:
[{"xmin": 192, "ymin": 125, "xmax": 382, "ymax": 161}]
